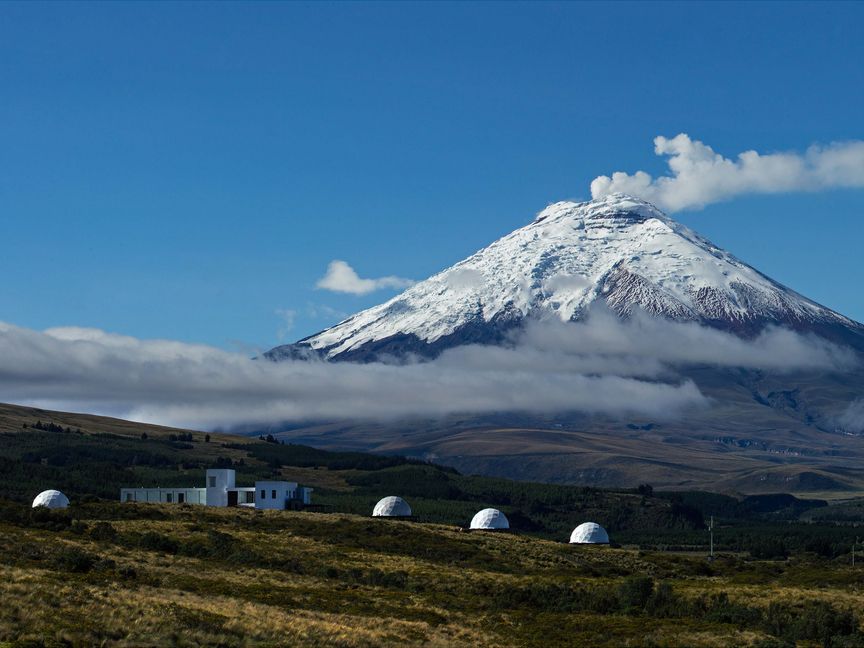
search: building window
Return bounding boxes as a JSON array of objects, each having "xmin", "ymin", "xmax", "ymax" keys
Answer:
[
  {"xmin": 178, "ymin": 493, "xmax": 185, "ymax": 504},
  {"xmin": 260, "ymin": 489, "xmax": 266, "ymax": 499},
  {"xmin": 272, "ymin": 489, "xmax": 277, "ymax": 499},
  {"xmin": 125, "ymin": 493, "xmax": 133, "ymax": 502},
  {"xmin": 209, "ymin": 476, "xmax": 216, "ymax": 487},
  {"xmin": 166, "ymin": 493, "xmax": 172, "ymax": 503}
]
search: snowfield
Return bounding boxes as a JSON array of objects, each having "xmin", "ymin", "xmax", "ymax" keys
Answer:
[{"xmin": 272, "ymin": 193, "xmax": 860, "ymax": 361}]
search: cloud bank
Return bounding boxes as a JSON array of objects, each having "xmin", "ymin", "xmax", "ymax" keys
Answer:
[
  {"xmin": 316, "ymin": 260, "xmax": 415, "ymax": 295},
  {"xmin": 590, "ymin": 134, "xmax": 864, "ymax": 212},
  {"xmin": 0, "ymin": 312, "xmax": 855, "ymax": 431}
]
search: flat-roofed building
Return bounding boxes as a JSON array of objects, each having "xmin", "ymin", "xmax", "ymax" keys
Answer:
[{"xmin": 121, "ymin": 469, "xmax": 313, "ymax": 510}]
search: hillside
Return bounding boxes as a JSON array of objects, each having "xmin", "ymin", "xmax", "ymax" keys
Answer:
[
  {"xmin": 0, "ymin": 402, "xmax": 707, "ymax": 541},
  {"xmin": 2, "ymin": 501, "xmax": 864, "ymax": 647},
  {"xmin": 261, "ymin": 366, "xmax": 864, "ymax": 499},
  {"xmin": 3, "ymin": 401, "xmax": 864, "ymax": 546},
  {"xmin": 4, "ymin": 403, "xmax": 864, "ymax": 646}
]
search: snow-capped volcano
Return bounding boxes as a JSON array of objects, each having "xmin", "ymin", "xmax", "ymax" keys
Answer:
[{"xmin": 267, "ymin": 194, "xmax": 863, "ymax": 361}]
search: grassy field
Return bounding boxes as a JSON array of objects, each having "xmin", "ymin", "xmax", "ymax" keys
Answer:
[
  {"xmin": 1, "ymin": 501, "xmax": 864, "ymax": 647},
  {"xmin": 3, "ymin": 402, "xmax": 864, "ymax": 646}
]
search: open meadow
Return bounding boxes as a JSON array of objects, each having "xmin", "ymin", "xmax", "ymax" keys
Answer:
[
  {"xmin": 2, "ymin": 501, "xmax": 864, "ymax": 647},
  {"xmin": 2, "ymin": 403, "xmax": 864, "ymax": 647}
]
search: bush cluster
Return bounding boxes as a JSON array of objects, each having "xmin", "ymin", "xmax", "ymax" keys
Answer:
[
  {"xmin": 50, "ymin": 547, "xmax": 98, "ymax": 573},
  {"xmin": 26, "ymin": 420, "xmax": 82, "ymax": 434},
  {"xmin": 481, "ymin": 576, "xmax": 863, "ymax": 646}
]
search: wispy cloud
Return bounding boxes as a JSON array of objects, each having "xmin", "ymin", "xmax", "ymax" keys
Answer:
[
  {"xmin": 0, "ymin": 311, "xmax": 856, "ymax": 431},
  {"xmin": 590, "ymin": 134, "xmax": 864, "ymax": 212},
  {"xmin": 275, "ymin": 309, "xmax": 296, "ymax": 342},
  {"xmin": 306, "ymin": 303, "xmax": 349, "ymax": 322},
  {"xmin": 316, "ymin": 260, "xmax": 415, "ymax": 295},
  {"xmin": 836, "ymin": 399, "xmax": 864, "ymax": 434}
]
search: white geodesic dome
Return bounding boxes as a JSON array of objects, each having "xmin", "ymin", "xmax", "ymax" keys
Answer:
[
  {"xmin": 470, "ymin": 508, "xmax": 509, "ymax": 530},
  {"xmin": 32, "ymin": 490, "xmax": 70, "ymax": 509},
  {"xmin": 569, "ymin": 522, "xmax": 609, "ymax": 544},
  {"xmin": 372, "ymin": 496, "xmax": 412, "ymax": 517}
]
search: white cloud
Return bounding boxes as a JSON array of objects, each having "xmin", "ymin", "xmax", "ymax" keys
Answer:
[
  {"xmin": 275, "ymin": 309, "xmax": 296, "ymax": 341},
  {"xmin": 443, "ymin": 267, "xmax": 485, "ymax": 293},
  {"xmin": 0, "ymin": 311, "xmax": 856, "ymax": 431},
  {"xmin": 0, "ymin": 319, "xmax": 705, "ymax": 429},
  {"xmin": 512, "ymin": 309, "xmax": 858, "ymax": 374},
  {"xmin": 306, "ymin": 303, "xmax": 349, "ymax": 322},
  {"xmin": 542, "ymin": 273, "xmax": 590, "ymax": 295},
  {"xmin": 836, "ymin": 399, "xmax": 864, "ymax": 434},
  {"xmin": 590, "ymin": 134, "xmax": 864, "ymax": 212},
  {"xmin": 316, "ymin": 260, "xmax": 415, "ymax": 295}
]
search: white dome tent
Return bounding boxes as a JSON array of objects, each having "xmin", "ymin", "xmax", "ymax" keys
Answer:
[
  {"xmin": 470, "ymin": 508, "xmax": 509, "ymax": 530},
  {"xmin": 372, "ymin": 496, "xmax": 412, "ymax": 518},
  {"xmin": 569, "ymin": 522, "xmax": 609, "ymax": 544},
  {"xmin": 32, "ymin": 490, "xmax": 70, "ymax": 509}
]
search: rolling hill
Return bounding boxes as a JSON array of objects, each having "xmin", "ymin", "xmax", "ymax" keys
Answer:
[{"xmin": 2, "ymin": 402, "xmax": 864, "ymax": 646}]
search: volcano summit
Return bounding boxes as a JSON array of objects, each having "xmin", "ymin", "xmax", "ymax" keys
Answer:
[{"xmin": 267, "ymin": 194, "xmax": 864, "ymax": 362}]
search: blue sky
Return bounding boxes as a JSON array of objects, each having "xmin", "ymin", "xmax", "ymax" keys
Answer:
[{"xmin": 2, "ymin": 1, "xmax": 863, "ymax": 350}]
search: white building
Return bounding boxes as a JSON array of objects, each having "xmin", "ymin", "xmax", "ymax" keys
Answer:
[
  {"xmin": 470, "ymin": 508, "xmax": 510, "ymax": 530},
  {"xmin": 569, "ymin": 522, "xmax": 610, "ymax": 544},
  {"xmin": 32, "ymin": 489, "xmax": 69, "ymax": 509},
  {"xmin": 120, "ymin": 486, "xmax": 206, "ymax": 505},
  {"xmin": 372, "ymin": 496, "xmax": 412, "ymax": 517},
  {"xmin": 121, "ymin": 469, "xmax": 312, "ymax": 510}
]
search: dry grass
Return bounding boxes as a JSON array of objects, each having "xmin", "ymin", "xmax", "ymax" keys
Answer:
[
  {"xmin": 2, "ymin": 503, "xmax": 863, "ymax": 647},
  {"xmin": 0, "ymin": 566, "xmax": 488, "ymax": 647}
]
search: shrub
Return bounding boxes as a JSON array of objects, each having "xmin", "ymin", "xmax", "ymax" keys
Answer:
[
  {"xmin": 118, "ymin": 566, "xmax": 138, "ymax": 580},
  {"xmin": 644, "ymin": 582, "xmax": 682, "ymax": 618},
  {"xmin": 703, "ymin": 592, "xmax": 762, "ymax": 628},
  {"xmin": 27, "ymin": 506, "xmax": 73, "ymax": 531},
  {"xmin": 748, "ymin": 537, "xmax": 789, "ymax": 560},
  {"xmin": 89, "ymin": 521, "xmax": 118, "ymax": 541},
  {"xmin": 0, "ymin": 500, "xmax": 28, "ymax": 525},
  {"xmin": 763, "ymin": 600, "xmax": 863, "ymax": 646},
  {"xmin": 637, "ymin": 484, "xmax": 654, "ymax": 497},
  {"xmin": 51, "ymin": 547, "xmax": 97, "ymax": 573},
  {"xmin": 69, "ymin": 520, "xmax": 88, "ymax": 535},
  {"xmin": 791, "ymin": 601, "xmax": 859, "ymax": 647},
  {"xmin": 618, "ymin": 576, "xmax": 655, "ymax": 612},
  {"xmin": 138, "ymin": 531, "xmax": 180, "ymax": 554}
]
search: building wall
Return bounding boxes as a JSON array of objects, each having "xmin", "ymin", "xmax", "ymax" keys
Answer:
[
  {"xmin": 300, "ymin": 487, "xmax": 313, "ymax": 505},
  {"xmin": 229, "ymin": 487, "xmax": 257, "ymax": 507},
  {"xmin": 254, "ymin": 481, "xmax": 298, "ymax": 510},
  {"xmin": 120, "ymin": 488, "xmax": 206, "ymax": 505},
  {"xmin": 205, "ymin": 468, "xmax": 235, "ymax": 507},
  {"xmin": 120, "ymin": 470, "xmax": 312, "ymax": 509}
]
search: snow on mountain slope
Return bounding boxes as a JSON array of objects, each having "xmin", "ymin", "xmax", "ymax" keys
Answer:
[{"xmin": 267, "ymin": 194, "xmax": 862, "ymax": 361}]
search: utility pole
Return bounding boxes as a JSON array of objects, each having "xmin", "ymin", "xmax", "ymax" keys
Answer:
[{"xmin": 709, "ymin": 516, "xmax": 714, "ymax": 560}]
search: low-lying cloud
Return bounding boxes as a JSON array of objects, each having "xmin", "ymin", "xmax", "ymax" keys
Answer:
[
  {"xmin": 590, "ymin": 134, "xmax": 864, "ymax": 212},
  {"xmin": 316, "ymin": 260, "xmax": 415, "ymax": 295},
  {"xmin": 0, "ymin": 311, "xmax": 856, "ymax": 431},
  {"xmin": 512, "ymin": 309, "xmax": 857, "ymax": 374},
  {"xmin": 836, "ymin": 399, "xmax": 864, "ymax": 434}
]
